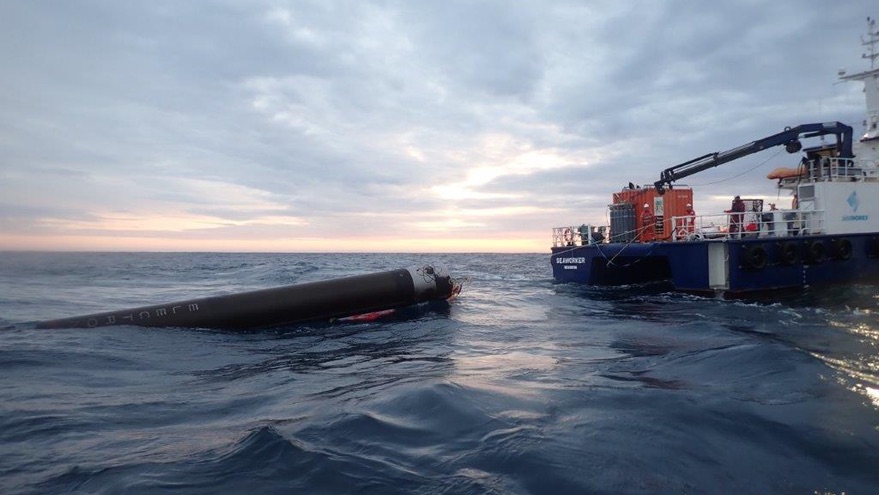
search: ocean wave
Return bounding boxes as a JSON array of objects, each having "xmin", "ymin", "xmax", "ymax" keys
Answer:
[{"xmin": 2, "ymin": 253, "xmax": 879, "ymax": 494}]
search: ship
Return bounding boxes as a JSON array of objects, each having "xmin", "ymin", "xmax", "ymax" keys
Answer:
[{"xmin": 551, "ymin": 18, "xmax": 879, "ymax": 296}]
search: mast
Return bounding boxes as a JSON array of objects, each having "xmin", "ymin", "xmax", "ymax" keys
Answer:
[
  {"xmin": 862, "ymin": 16, "xmax": 879, "ymax": 69},
  {"xmin": 839, "ymin": 17, "xmax": 879, "ymax": 142}
]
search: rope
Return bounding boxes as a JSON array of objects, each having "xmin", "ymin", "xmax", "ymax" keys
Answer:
[
  {"xmin": 555, "ymin": 223, "xmax": 658, "ymax": 268},
  {"xmin": 595, "ymin": 223, "xmax": 659, "ymax": 267}
]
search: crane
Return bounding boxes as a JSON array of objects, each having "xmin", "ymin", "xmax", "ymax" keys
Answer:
[{"xmin": 653, "ymin": 122, "xmax": 854, "ymax": 194}]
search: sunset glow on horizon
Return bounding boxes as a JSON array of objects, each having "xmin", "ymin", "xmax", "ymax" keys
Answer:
[{"xmin": 0, "ymin": 233, "xmax": 547, "ymax": 254}]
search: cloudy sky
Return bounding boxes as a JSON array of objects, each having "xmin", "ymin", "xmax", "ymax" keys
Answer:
[{"xmin": 1, "ymin": 1, "xmax": 874, "ymax": 252}]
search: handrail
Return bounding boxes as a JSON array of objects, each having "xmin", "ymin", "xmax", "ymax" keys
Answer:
[
  {"xmin": 804, "ymin": 157, "xmax": 858, "ymax": 181},
  {"xmin": 668, "ymin": 209, "xmax": 825, "ymax": 242},
  {"xmin": 552, "ymin": 225, "xmax": 611, "ymax": 247},
  {"xmin": 553, "ymin": 209, "xmax": 827, "ymax": 247},
  {"xmin": 776, "ymin": 157, "xmax": 868, "ymax": 186}
]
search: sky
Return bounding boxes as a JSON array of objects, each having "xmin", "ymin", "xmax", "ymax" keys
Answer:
[{"xmin": 1, "ymin": 0, "xmax": 875, "ymax": 253}]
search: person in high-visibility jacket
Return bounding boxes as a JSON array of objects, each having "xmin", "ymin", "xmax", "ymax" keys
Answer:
[
  {"xmin": 640, "ymin": 203, "xmax": 655, "ymax": 242},
  {"xmin": 683, "ymin": 203, "xmax": 696, "ymax": 235}
]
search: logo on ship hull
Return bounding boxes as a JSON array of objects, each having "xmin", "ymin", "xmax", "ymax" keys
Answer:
[
  {"xmin": 847, "ymin": 191, "xmax": 859, "ymax": 212},
  {"xmin": 843, "ymin": 190, "xmax": 868, "ymax": 222}
]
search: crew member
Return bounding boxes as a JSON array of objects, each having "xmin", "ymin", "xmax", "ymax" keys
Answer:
[
  {"xmin": 787, "ymin": 194, "xmax": 800, "ymax": 235},
  {"xmin": 729, "ymin": 195, "xmax": 745, "ymax": 238},
  {"xmin": 640, "ymin": 203, "xmax": 655, "ymax": 242},
  {"xmin": 683, "ymin": 203, "xmax": 696, "ymax": 235},
  {"xmin": 763, "ymin": 203, "xmax": 777, "ymax": 236}
]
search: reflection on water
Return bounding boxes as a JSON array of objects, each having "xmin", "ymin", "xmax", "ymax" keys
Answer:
[
  {"xmin": 797, "ymin": 290, "xmax": 879, "ymax": 412},
  {"xmin": 452, "ymin": 351, "xmax": 560, "ymax": 397}
]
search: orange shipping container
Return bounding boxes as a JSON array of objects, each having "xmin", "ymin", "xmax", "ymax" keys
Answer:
[{"xmin": 612, "ymin": 187, "xmax": 694, "ymax": 241}]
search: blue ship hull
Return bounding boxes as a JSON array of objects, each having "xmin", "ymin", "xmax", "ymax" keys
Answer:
[{"xmin": 551, "ymin": 234, "xmax": 879, "ymax": 295}]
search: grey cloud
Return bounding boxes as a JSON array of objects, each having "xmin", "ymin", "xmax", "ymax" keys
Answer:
[
  {"xmin": 1, "ymin": 0, "xmax": 875, "ymax": 250},
  {"xmin": 400, "ymin": 0, "xmax": 545, "ymax": 99}
]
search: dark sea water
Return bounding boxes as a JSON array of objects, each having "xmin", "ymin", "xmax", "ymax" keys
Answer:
[{"xmin": 1, "ymin": 252, "xmax": 878, "ymax": 494}]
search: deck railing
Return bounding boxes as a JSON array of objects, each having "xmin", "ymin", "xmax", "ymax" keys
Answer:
[
  {"xmin": 669, "ymin": 209, "xmax": 824, "ymax": 241},
  {"xmin": 552, "ymin": 225, "xmax": 610, "ymax": 248},
  {"xmin": 777, "ymin": 157, "xmax": 878, "ymax": 185},
  {"xmin": 552, "ymin": 209, "xmax": 826, "ymax": 247}
]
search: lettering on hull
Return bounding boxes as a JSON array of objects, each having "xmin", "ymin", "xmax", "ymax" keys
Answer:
[{"xmin": 556, "ymin": 257, "xmax": 586, "ymax": 264}]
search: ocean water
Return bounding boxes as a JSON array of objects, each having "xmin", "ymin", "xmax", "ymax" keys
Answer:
[{"xmin": 1, "ymin": 252, "xmax": 878, "ymax": 494}]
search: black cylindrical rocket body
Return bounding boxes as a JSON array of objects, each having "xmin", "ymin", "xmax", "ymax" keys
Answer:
[{"xmin": 35, "ymin": 265, "xmax": 454, "ymax": 330}]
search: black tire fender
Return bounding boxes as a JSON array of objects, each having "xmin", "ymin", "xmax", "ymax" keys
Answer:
[
  {"xmin": 807, "ymin": 241, "xmax": 825, "ymax": 264},
  {"xmin": 743, "ymin": 245, "xmax": 768, "ymax": 270},
  {"xmin": 780, "ymin": 242, "xmax": 799, "ymax": 265},
  {"xmin": 832, "ymin": 238, "xmax": 852, "ymax": 260}
]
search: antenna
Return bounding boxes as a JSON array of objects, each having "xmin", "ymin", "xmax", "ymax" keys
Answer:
[
  {"xmin": 838, "ymin": 17, "xmax": 879, "ymax": 141},
  {"xmin": 862, "ymin": 16, "xmax": 879, "ymax": 69}
]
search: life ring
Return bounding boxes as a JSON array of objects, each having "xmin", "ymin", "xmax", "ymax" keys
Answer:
[
  {"xmin": 743, "ymin": 245, "xmax": 767, "ymax": 270},
  {"xmin": 780, "ymin": 242, "xmax": 799, "ymax": 265},
  {"xmin": 563, "ymin": 229, "xmax": 574, "ymax": 244},
  {"xmin": 832, "ymin": 238, "xmax": 852, "ymax": 260},
  {"xmin": 806, "ymin": 241, "xmax": 825, "ymax": 264}
]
